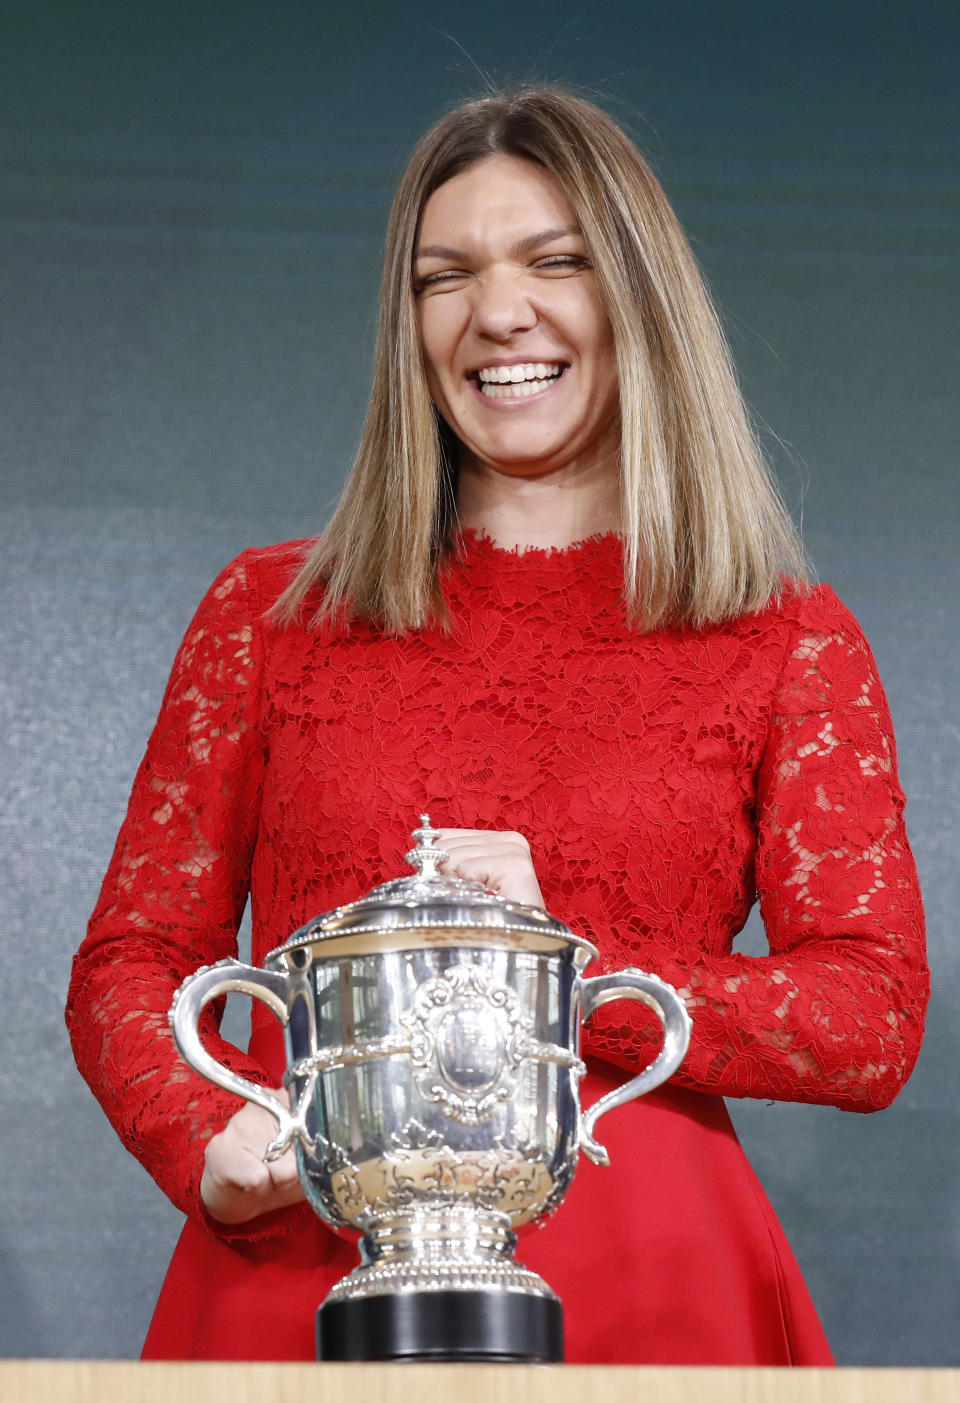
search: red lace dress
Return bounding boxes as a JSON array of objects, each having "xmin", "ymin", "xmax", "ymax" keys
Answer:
[{"xmin": 67, "ymin": 533, "xmax": 928, "ymax": 1365}]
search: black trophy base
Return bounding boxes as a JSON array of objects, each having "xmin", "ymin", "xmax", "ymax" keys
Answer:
[{"xmin": 316, "ymin": 1289, "xmax": 564, "ymax": 1363}]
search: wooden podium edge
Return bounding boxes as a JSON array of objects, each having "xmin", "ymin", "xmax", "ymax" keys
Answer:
[{"xmin": 1, "ymin": 1361, "xmax": 957, "ymax": 1403}]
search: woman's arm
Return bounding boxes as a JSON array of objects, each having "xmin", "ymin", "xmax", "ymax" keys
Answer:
[
  {"xmin": 66, "ymin": 550, "xmax": 303, "ymax": 1235},
  {"xmin": 581, "ymin": 587, "xmax": 929, "ymax": 1111}
]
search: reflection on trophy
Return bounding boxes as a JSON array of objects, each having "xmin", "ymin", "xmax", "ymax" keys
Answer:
[{"xmin": 170, "ymin": 816, "xmax": 692, "ymax": 1363}]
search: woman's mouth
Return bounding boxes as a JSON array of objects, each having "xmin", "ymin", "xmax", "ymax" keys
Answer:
[{"xmin": 470, "ymin": 362, "xmax": 567, "ymax": 400}]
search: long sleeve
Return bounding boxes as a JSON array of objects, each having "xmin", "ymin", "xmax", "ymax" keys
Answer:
[
  {"xmin": 66, "ymin": 551, "xmax": 279, "ymax": 1227},
  {"xmin": 582, "ymin": 587, "xmax": 929, "ymax": 1111}
]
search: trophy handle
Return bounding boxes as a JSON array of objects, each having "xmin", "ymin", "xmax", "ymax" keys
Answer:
[
  {"xmin": 169, "ymin": 959, "xmax": 300, "ymax": 1160},
  {"xmin": 578, "ymin": 968, "xmax": 693, "ymax": 1167}
]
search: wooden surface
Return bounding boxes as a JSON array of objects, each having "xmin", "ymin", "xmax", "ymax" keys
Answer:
[{"xmin": 1, "ymin": 1363, "xmax": 957, "ymax": 1403}]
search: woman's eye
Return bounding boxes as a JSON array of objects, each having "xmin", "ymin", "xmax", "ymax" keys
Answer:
[
  {"xmin": 414, "ymin": 269, "xmax": 469, "ymax": 292},
  {"xmin": 535, "ymin": 255, "xmax": 589, "ymax": 272}
]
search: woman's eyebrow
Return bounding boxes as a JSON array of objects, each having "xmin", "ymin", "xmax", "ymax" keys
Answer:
[
  {"xmin": 513, "ymin": 224, "xmax": 582, "ymax": 256},
  {"xmin": 413, "ymin": 224, "xmax": 583, "ymax": 261}
]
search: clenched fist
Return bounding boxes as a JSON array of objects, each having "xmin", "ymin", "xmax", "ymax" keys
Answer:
[
  {"xmin": 200, "ymin": 1091, "xmax": 306, "ymax": 1225},
  {"xmin": 434, "ymin": 827, "xmax": 545, "ymax": 909}
]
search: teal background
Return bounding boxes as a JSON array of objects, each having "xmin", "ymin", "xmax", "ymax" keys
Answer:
[{"xmin": 1, "ymin": 0, "xmax": 956, "ymax": 1363}]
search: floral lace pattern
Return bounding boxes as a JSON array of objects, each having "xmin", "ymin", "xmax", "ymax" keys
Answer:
[{"xmin": 67, "ymin": 533, "xmax": 928, "ymax": 1234}]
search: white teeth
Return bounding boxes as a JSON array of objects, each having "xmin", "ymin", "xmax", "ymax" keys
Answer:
[
  {"xmin": 480, "ymin": 378, "xmax": 558, "ymax": 399},
  {"xmin": 476, "ymin": 362, "xmax": 564, "ymax": 396},
  {"xmin": 477, "ymin": 361, "xmax": 563, "ymax": 384}
]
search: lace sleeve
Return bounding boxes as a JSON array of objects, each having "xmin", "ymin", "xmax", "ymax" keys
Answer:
[
  {"xmin": 66, "ymin": 551, "xmax": 284, "ymax": 1232},
  {"xmin": 583, "ymin": 588, "xmax": 929, "ymax": 1110}
]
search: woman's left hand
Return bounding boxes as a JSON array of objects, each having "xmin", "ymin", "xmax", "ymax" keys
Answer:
[{"xmin": 434, "ymin": 828, "xmax": 545, "ymax": 909}]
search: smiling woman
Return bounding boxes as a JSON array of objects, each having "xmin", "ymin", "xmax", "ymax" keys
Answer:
[
  {"xmin": 414, "ymin": 156, "xmax": 620, "ymax": 547},
  {"xmin": 67, "ymin": 85, "xmax": 928, "ymax": 1367},
  {"xmin": 271, "ymin": 86, "xmax": 806, "ymax": 632}
]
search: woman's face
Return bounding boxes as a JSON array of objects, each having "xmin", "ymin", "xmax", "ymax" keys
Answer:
[{"xmin": 414, "ymin": 154, "xmax": 619, "ymax": 484}]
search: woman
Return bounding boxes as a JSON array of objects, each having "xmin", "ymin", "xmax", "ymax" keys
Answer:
[{"xmin": 66, "ymin": 87, "xmax": 928, "ymax": 1365}]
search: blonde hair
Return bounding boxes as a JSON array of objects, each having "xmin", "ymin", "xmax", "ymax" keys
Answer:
[{"xmin": 272, "ymin": 86, "xmax": 806, "ymax": 632}]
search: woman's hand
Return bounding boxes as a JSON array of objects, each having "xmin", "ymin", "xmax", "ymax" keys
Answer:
[
  {"xmin": 434, "ymin": 827, "xmax": 545, "ymax": 909},
  {"xmin": 200, "ymin": 1090, "xmax": 306, "ymax": 1225}
]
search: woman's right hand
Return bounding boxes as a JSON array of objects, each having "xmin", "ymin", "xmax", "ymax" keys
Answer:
[{"xmin": 200, "ymin": 1091, "xmax": 306, "ymax": 1225}]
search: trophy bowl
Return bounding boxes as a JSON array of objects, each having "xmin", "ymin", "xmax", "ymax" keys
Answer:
[{"xmin": 170, "ymin": 817, "xmax": 692, "ymax": 1363}]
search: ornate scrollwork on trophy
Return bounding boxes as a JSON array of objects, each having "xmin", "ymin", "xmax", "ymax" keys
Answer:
[
  {"xmin": 323, "ymin": 1133, "xmax": 560, "ymax": 1238},
  {"xmin": 400, "ymin": 963, "xmax": 531, "ymax": 1124}
]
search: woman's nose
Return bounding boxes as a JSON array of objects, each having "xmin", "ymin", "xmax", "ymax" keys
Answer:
[{"xmin": 470, "ymin": 270, "xmax": 538, "ymax": 340}]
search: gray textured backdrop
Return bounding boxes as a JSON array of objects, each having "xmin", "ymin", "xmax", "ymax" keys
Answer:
[{"xmin": 1, "ymin": 0, "xmax": 957, "ymax": 1365}]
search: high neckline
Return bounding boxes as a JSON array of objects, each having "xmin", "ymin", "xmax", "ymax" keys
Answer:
[
  {"xmin": 453, "ymin": 525, "xmax": 624, "ymax": 562},
  {"xmin": 441, "ymin": 525, "xmax": 626, "ymax": 617}
]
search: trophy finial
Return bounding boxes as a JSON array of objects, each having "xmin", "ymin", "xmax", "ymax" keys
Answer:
[{"xmin": 406, "ymin": 814, "xmax": 450, "ymax": 881}]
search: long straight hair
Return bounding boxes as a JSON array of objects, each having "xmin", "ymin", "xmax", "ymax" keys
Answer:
[{"xmin": 272, "ymin": 87, "xmax": 806, "ymax": 632}]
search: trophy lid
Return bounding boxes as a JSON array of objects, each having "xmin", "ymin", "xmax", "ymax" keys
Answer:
[{"xmin": 266, "ymin": 815, "xmax": 598, "ymax": 962}]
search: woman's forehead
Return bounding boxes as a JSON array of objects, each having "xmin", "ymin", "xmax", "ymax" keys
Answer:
[{"xmin": 417, "ymin": 155, "xmax": 581, "ymax": 252}]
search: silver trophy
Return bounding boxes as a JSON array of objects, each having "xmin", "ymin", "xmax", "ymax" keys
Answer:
[{"xmin": 170, "ymin": 816, "xmax": 692, "ymax": 1362}]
